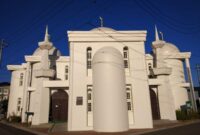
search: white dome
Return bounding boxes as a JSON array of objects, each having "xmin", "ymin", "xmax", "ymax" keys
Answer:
[
  {"xmin": 159, "ymin": 42, "xmax": 180, "ymax": 55},
  {"xmin": 92, "ymin": 47, "xmax": 123, "ymax": 66},
  {"xmin": 33, "ymin": 47, "xmax": 61, "ymax": 56},
  {"xmin": 91, "ymin": 27, "xmax": 115, "ymax": 31}
]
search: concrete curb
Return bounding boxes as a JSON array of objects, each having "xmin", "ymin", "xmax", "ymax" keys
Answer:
[
  {"xmin": 0, "ymin": 121, "xmax": 47, "ymax": 135},
  {"xmin": 1, "ymin": 120, "xmax": 200, "ymax": 135},
  {"xmin": 131, "ymin": 120, "xmax": 200, "ymax": 135}
]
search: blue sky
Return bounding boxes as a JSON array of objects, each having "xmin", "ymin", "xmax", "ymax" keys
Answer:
[{"xmin": 0, "ymin": 0, "xmax": 200, "ymax": 86}]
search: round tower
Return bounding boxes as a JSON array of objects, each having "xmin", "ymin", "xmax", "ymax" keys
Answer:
[
  {"xmin": 159, "ymin": 43, "xmax": 189, "ymax": 109},
  {"xmin": 92, "ymin": 47, "xmax": 128, "ymax": 132}
]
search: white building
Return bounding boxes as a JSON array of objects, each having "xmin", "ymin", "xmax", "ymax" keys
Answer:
[
  {"xmin": 0, "ymin": 82, "xmax": 10, "ymax": 102},
  {"xmin": 7, "ymin": 26, "xmax": 196, "ymax": 132}
]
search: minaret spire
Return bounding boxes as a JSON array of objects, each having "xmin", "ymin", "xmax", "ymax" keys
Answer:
[
  {"xmin": 155, "ymin": 25, "xmax": 160, "ymax": 41},
  {"xmin": 44, "ymin": 25, "xmax": 50, "ymax": 42},
  {"xmin": 39, "ymin": 25, "xmax": 53, "ymax": 50}
]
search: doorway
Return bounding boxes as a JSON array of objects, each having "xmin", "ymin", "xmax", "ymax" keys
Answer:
[
  {"xmin": 150, "ymin": 88, "xmax": 160, "ymax": 120},
  {"xmin": 50, "ymin": 90, "xmax": 68, "ymax": 122}
]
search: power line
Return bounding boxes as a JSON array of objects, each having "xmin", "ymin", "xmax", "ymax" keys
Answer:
[
  {"xmin": 133, "ymin": 0, "xmax": 200, "ymax": 34},
  {"xmin": 1, "ymin": 0, "xmax": 113, "ymax": 67},
  {"xmin": 142, "ymin": 0, "xmax": 200, "ymax": 28}
]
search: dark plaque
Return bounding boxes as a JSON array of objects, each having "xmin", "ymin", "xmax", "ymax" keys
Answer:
[{"xmin": 76, "ymin": 97, "xmax": 83, "ymax": 105}]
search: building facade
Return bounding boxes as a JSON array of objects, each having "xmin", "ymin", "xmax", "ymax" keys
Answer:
[
  {"xmin": 0, "ymin": 82, "xmax": 10, "ymax": 102},
  {"xmin": 7, "ymin": 26, "xmax": 196, "ymax": 132}
]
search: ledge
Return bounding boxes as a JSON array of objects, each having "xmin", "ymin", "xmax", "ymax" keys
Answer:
[
  {"xmin": 153, "ymin": 67, "xmax": 172, "ymax": 75},
  {"xmin": 43, "ymin": 80, "xmax": 69, "ymax": 88},
  {"xmin": 34, "ymin": 69, "xmax": 55, "ymax": 78}
]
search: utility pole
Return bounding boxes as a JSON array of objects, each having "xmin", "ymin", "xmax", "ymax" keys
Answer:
[
  {"xmin": 0, "ymin": 39, "xmax": 8, "ymax": 67},
  {"xmin": 196, "ymin": 64, "xmax": 200, "ymax": 87}
]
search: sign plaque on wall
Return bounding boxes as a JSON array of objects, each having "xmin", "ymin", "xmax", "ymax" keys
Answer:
[{"xmin": 76, "ymin": 97, "xmax": 83, "ymax": 105}]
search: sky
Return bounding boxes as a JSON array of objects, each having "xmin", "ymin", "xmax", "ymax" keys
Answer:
[{"xmin": 0, "ymin": 0, "xmax": 200, "ymax": 86}]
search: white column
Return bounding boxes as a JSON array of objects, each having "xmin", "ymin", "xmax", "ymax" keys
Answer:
[
  {"xmin": 185, "ymin": 58, "xmax": 197, "ymax": 111},
  {"xmin": 21, "ymin": 62, "xmax": 30, "ymax": 123}
]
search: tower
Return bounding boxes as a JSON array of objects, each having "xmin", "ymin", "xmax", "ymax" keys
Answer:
[{"xmin": 151, "ymin": 26, "xmax": 176, "ymax": 120}]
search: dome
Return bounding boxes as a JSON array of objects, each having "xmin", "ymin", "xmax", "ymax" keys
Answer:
[
  {"xmin": 33, "ymin": 46, "xmax": 61, "ymax": 56},
  {"xmin": 159, "ymin": 42, "xmax": 180, "ymax": 55},
  {"xmin": 91, "ymin": 27, "xmax": 115, "ymax": 31},
  {"xmin": 92, "ymin": 47, "xmax": 123, "ymax": 66}
]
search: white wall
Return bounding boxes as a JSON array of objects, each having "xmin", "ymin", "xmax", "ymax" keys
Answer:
[
  {"xmin": 166, "ymin": 59, "xmax": 189, "ymax": 109},
  {"xmin": 68, "ymin": 41, "xmax": 153, "ymax": 131},
  {"xmin": 7, "ymin": 70, "xmax": 25, "ymax": 117}
]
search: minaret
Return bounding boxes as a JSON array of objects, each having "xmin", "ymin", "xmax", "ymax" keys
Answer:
[
  {"xmin": 151, "ymin": 25, "xmax": 176, "ymax": 120},
  {"xmin": 39, "ymin": 26, "xmax": 53, "ymax": 50},
  {"xmin": 152, "ymin": 25, "xmax": 165, "ymax": 68},
  {"xmin": 31, "ymin": 26, "xmax": 55, "ymax": 125},
  {"xmin": 155, "ymin": 25, "xmax": 159, "ymax": 41}
]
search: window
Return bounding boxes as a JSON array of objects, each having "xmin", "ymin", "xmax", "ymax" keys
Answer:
[
  {"xmin": 148, "ymin": 63, "xmax": 155, "ymax": 78},
  {"xmin": 87, "ymin": 47, "xmax": 92, "ymax": 69},
  {"xmin": 76, "ymin": 97, "xmax": 83, "ymax": 105},
  {"xmin": 88, "ymin": 103, "xmax": 92, "ymax": 112},
  {"xmin": 87, "ymin": 85, "xmax": 93, "ymax": 112},
  {"xmin": 126, "ymin": 84, "xmax": 133, "ymax": 111},
  {"xmin": 17, "ymin": 106, "xmax": 20, "ymax": 112},
  {"xmin": 124, "ymin": 60, "xmax": 128, "ymax": 68},
  {"xmin": 126, "ymin": 92, "xmax": 130, "ymax": 99},
  {"xmin": 127, "ymin": 102, "xmax": 132, "ymax": 110},
  {"xmin": 17, "ymin": 98, "xmax": 21, "ymax": 112},
  {"xmin": 123, "ymin": 47, "xmax": 128, "ymax": 58},
  {"xmin": 18, "ymin": 99, "xmax": 21, "ymax": 104},
  {"xmin": 123, "ymin": 46, "xmax": 129, "ymax": 68},
  {"xmin": 65, "ymin": 65, "xmax": 69, "ymax": 80},
  {"xmin": 87, "ymin": 90, "xmax": 92, "ymax": 100},
  {"xmin": 19, "ymin": 73, "xmax": 24, "ymax": 86}
]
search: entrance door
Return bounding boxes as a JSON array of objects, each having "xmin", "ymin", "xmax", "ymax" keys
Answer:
[
  {"xmin": 51, "ymin": 90, "xmax": 68, "ymax": 122},
  {"xmin": 150, "ymin": 89, "xmax": 160, "ymax": 120}
]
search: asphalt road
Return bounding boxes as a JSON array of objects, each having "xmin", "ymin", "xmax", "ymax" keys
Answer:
[
  {"xmin": 141, "ymin": 122, "xmax": 200, "ymax": 135},
  {"xmin": 0, "ymin": 123, "xmax": 36, "ymax": 135},
  {"xmin": 0, "ymin": 121, "xmax": 200, "ymax": 135}
]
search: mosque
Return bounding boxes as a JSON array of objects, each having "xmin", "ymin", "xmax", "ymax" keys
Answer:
[{"xmin": 6, "ymin": 26, "xmax": 197, "ymax": 132}]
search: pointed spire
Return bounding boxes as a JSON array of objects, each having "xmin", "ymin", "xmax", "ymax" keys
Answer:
[
  {"xmin": 44, "ymin": 25, "xmax": 50, "ymax": 42},
  {"xmin": 155, "ymin": 25, "xmax": 160, "ymax": 41}
]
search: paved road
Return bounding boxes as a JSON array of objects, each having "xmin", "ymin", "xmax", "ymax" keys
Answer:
[
  {"xmin": 141, "ymin": 122, "xmax": 200, "ymax": 135},
  {"xmin": 0, "ymin": 123, "xmax": 36, "ymax": 135}
]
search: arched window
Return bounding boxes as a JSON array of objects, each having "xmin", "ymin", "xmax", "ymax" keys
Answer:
[
  {"xmin": 123, "ymin": 46, "xmax": 129, "ymax": 68},
  {"xmin": 87, "ymin": 47, "xmax": 92, "ymax": 69},
  {"xmin": 148, "ymin": 63, "xmax": 155, "ymax": 78},
  {"xmin": 19, "ymin": 73, "xmax": 23, "ymax": 86},
  {"xmin": 148, "ymin": 63, "xmax": 152, "ymax": 70}
]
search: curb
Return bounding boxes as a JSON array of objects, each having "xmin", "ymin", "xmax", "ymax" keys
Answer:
[
  {"xmin": 131, "ymin": 120, "xmax": 200, "ymax": 135},
  {"xmin": 0, "ymin": 121, "xmax": 47, "ymax": 135},
  {"xmin": 1, "ymin": 120, "xmax": 200, "ymax": 135}
]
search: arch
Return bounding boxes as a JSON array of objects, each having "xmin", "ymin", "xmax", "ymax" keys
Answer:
[
  {"xmin": 50, "ymin": 90, "xmax": 68, "ymax": 122},
  {"xmin": 123, "ymin": 46, "xmax": 129, "ymax": 68},
  {"xmin": 123, "ymin": 46, "xmax": 128, "ymax": 50},
  {"xmin": 149, "ymin": 88, "xmax": 160, "ymax": 120}
]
